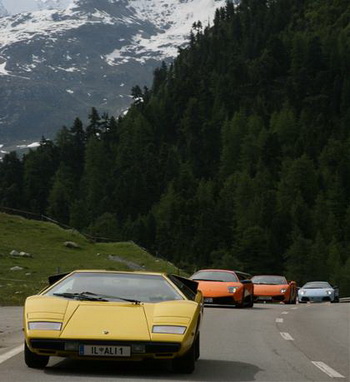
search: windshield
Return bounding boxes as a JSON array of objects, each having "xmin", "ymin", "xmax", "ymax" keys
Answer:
[
  {"xmin": 251, "ymin": 275, "xmax": 288, "ymax": 285},
  {"xmin": 302, "ymin": 282, "xmax": 332, "ymax": 289},
  {"xmin": 45, "ymin": 272, "xmax": 184, "ymax": 303},
  {"xmin": 190, "ymin": 270, "xmax": 238, "ymax": 282}
]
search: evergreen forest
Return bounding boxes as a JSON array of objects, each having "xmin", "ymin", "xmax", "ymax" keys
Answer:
[{"xmin": 1, "ymin": 0, "xmax": 350, "ymax": 295}]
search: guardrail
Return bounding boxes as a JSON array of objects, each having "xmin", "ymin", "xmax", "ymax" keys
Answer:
[{"xmin": 340, "ymin": 297, "xmax": 350, "ymax": 303}]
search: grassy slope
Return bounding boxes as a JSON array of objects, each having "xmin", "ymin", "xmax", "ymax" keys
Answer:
[{"xmin": 0, "ymin": 213, "xmax": 179, "ymax": 305}]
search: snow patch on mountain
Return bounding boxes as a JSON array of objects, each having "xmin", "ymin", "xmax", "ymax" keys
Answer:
[
  {"xmin": 2, "ymin": 0, "xmax": 73, "ymax": 15},
  {"xmin": 0, "ymin": 0, "xmax": 230, "ymax": 144},
  {"xmin": 108, "ymin": 0, "xmax": 226, "ymax": 63},
  {"xmin": 0, "ymin": 0, "xmax": 226, "ymax": 62}
]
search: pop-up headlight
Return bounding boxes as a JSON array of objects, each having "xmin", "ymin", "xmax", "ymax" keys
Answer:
[
  {"xmin": 152, "ymin": 325, "xmax": 186, "ymax": 334},
  {"xmin": 28, "ymin": 322, "xmax": 62, "ymax": 331}
]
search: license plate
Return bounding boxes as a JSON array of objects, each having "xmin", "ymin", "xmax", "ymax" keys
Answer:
[
  {"xmin": 79, "ymin": 345, "xmax": 131, "ymax": 357},
  {"xmin": 204, "ymin": 297, "xmax": 213, "ymax": 303},
  {"xmin": 258, "ymin": 296, "xmax": 272, "ymax": 300}
]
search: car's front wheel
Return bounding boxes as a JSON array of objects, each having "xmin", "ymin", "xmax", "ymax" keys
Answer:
[
  {"xmin": 195, "ymin": 332, "xmax": 200, "ymax": 360},
  {"xmin": 24, "ymin": 342, "xmax": 49, "ymax": 369},
  {"xmin": 246, "ymin": 294, "xmax": 254, "ymax": 308},
  {"xmin": 172, "ymin": 339, "xmax": 196, "ymax": 374}
]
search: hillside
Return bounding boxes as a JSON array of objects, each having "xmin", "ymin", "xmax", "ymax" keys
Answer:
[
  {"xmin": 0, "ymin": 212, "xmax": 179, "ymax": 305},
  {"xmin": 1, "ymin": 0, "xmax": 350, "ymax": 296}
]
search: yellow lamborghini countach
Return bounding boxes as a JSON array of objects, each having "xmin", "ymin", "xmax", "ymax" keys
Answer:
[{"xmin": 23, "ymin": 270, "xmax": 203, "ymax": 373}]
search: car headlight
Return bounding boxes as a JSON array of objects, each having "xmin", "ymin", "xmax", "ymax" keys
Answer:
[
  {"xmin": 326, "ymin": 290, "xmax": 332, "ymax": 295},
  {"xmin": 228, "ymin": 286, "xmax": 238, "ymax": 293},
  {"xmin": 299, "ymin": 290, "xmax": 305, "ymax": 295},
  {"xmin": 152, "ymin": 325, "xmax": 186, "ymax": 334},
  {"xmin": 28, "ymin": 321, "xmax": 62, "ymax": 331},
  {"xmin": 280, "ymin": 288, "xmax": 287, "ymax": 293}
]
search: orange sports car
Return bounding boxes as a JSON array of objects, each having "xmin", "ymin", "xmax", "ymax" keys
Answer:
[
  {"xmin": 190, "ymin": 269, "xmax": 254, "ymax": 308},
  {"xmin": 251, "ymin": 275, "xmax": 297, "ymax": 304}
]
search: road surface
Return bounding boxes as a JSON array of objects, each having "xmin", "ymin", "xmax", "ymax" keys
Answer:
[{"xmin": 0, "ymin": 303, "xmax": 348, "ymax": 381}]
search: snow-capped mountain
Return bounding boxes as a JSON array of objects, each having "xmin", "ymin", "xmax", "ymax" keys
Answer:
[
  {"xmin": 0, "ymin": 0, "xmax": 227, "ymax": 145},
  {"xmin": 1, "ymin": 0, "xmax": 72, "ymax": 15}
]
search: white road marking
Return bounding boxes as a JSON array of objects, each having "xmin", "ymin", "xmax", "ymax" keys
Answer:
[
  {"xmin": 280, "ymin": 332, "xmax": 294, "ymax": 341},
  {"xmin": 312, "ymin": 361, "xmax": 345, "ymax": 378},
  {"xmin": 291, "ymin": 307, "xmax": 298, "ymax": 310},
  {"xmin": 281, "ymin": 311, "xmax": 289, "ymax": 314},
  {"xmin": 0, "ymin": 344, "xmax": 23, "ymax": 364},
  {"xmin": 276, "ymin": 318, "xmax": 284, "ymax": 323}
]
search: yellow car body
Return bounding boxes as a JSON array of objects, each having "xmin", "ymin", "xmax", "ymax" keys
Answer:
[{"xmin": 23, "ymin": 270, "xmax": 203, "ymax": 373}]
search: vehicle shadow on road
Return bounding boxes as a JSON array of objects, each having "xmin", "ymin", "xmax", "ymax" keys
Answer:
[{"xmin": 44, "ymin": 358, "xmax": 262, "ymax": 381}]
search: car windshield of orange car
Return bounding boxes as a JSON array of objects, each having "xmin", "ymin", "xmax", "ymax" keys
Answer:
[
  {"xmin": 191, "ymin": 270, "xmax": 239, "ymax": 282},
  {"xmin": 45, "ymin": 272, "xmax": 184, "ymax": 303},
  {"xmin": 251, "ymin": 275, "xmax": 288, "ymax": 285}
]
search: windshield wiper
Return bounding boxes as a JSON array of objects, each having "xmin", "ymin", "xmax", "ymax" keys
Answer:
[
  {"xmin": 53, "ymin": 291, "xmax": 141, "ymax": 304},
  {"xmin": 81, "ymin": 291, "xmax": 142, "ymax": 305},
  {"xmin": 53, "ymin": 292, "xmax": 108, "ymax": 302}
]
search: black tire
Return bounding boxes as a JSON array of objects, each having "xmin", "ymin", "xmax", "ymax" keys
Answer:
[
  {"xmin": 235, "ymin": 289, "xmax": 245, "ymax": 308},
  {"xmin": 172, "ymin": 341, "xmax": 196, "ymax": 374},
  {"xmin": 24, "ymin": 342, "xmax": 49, "ymax": 369},
  {"xmin": 247, "ymin": 294, "xmax": 254, "ymax": 308},
  {"xmin": 195, "ymin": 332, "xmax": 200, "ymax": 360}
]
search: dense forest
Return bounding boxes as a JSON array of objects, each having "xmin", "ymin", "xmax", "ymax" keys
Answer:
[{"xmin": 1, "ymin": 0, "xmax": 350, "ymax": 294}]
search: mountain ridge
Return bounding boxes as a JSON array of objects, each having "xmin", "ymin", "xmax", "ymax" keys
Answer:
[{"xmin": 0, "ymin": 0, "xmax": 226, "ymax": 147}]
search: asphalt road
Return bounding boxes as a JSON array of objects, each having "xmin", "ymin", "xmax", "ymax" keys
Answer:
[{"xmin": 0, "ymin": 303, "xmax": 349, "ymax": 381}]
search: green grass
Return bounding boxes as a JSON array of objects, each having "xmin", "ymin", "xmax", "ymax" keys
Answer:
[{"xmin": 0, "ymin": 213, "xmax": 179, "ymax": 305}]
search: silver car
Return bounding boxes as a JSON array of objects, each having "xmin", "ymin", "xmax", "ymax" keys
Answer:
[{"xmin": 298, "ymin": 281, "xmax": 339, "ymax": 303}]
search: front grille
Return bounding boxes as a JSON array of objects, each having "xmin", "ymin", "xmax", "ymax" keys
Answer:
[
  {"xmin": 209, "ymin": 296, "xmax": 235, "ymax": 304},
  {"xmin": 30, "ymin": 339, "xmax": 180, "ymax": 354},
  {"xmin": 255, "ymin": 295, "xmax": 284, "ymax": 302},
  {"xmin": 272, "ymin": 295, "xmax": 285, "ymax": 301},
  {"xmin": 301, "ymin": 296, "xmax": 331, "ymax": 302}
]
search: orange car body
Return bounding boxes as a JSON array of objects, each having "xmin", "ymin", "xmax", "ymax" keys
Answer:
[
  {"xmin": 252, "ymin": 275, "xmax": 297, "ymax": 304},
  {"xmin": 190, "ymin": 269, "xmax": 254, "ymax": 308}
]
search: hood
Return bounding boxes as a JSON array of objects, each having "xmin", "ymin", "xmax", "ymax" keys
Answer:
[
  {"xmin": 253, "ymin": 284, "xmax": 287, "ymax": 293},
  {"xmin": 61, "ymin": 303, "xmax": 150, "ymax": 340},
  {"xmin": 196, "ymin": 280, "xmax": 241, "ymax": 295}
]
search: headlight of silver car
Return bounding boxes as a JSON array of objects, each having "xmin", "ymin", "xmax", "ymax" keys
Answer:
[
  {"xmin": 326, "ymin": 290, "xmax": 332, "ymax": 295},
  {"xmin": 28, "ymin": 321, "xmax": 62, "ymax": 331},
  {"xmin": 152, "ymin": 325, "xmax": 187, "ymax": 334},
  {"xmin": 299, "ymin": 290, "xmax": 305, "ymax": 295}
]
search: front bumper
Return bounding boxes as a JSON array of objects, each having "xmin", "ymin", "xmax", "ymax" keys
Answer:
[
  {"xmin": 298, "ymin": 296, "xmax": 332, "ymax": 302},
  {"xmin": 28, "ymin": 338, "xmax": 181, "ymax": 360},
  {"xmin": 254, "ymin": 295, "xmax": 286, "ymax": 303},
  {"xmin": 203, "ymin": 296, "xmax": 236, "ymax": 305}
]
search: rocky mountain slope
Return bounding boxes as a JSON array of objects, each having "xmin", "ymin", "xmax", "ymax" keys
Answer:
[{"xmin": 0, "ymin": 0, "xmax": 227, "ymax": 147}]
